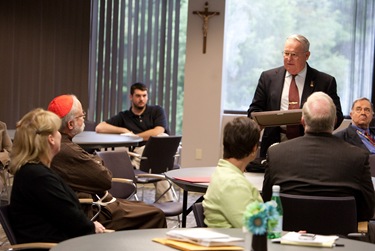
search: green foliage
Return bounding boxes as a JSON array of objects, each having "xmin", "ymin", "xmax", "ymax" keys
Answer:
[{"xmin": 223, "ymin": 0, "xmax": 356, "ymax": 113}]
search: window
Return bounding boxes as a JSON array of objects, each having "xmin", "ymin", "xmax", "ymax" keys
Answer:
[
  {"xmin": 223, "ymin": 0, "xmax": 375, "ymax": 115},
  {"xmin": 89, "ymin": 0, "xmax": 188, "ymax": 135}
]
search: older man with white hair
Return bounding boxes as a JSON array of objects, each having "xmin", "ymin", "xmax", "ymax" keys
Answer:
[
  {"xmin": 262, "ymin": 92, "xmax": 375, "ymax": 224},
  {"xmin": 48, "ymin": 94, "xmax": 167, "ymax": 231}
]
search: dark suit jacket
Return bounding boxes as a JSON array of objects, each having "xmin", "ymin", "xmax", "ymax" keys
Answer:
[
  {"xmin": 248, "ymin": 64, "xmax": 344, "ymax": 158},
  {"xmin": 262, "ymin": 132, "xmax": 375, "ymax": 221},
  {"xmin": 334, "ymin": 124, "xmax": 375, "ymax": 153}
]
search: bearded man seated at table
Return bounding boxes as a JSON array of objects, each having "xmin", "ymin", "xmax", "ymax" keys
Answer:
[{"xmin": 48, "ymin": 94, "xmax": 167, "ymax": 230}]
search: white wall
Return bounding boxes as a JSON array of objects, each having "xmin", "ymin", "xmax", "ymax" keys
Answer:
[{"xmin": 181, "ymin": 0, "xmax": 226, "ymax": 168}]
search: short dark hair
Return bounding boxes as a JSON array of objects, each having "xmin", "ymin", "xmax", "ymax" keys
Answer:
[
  {"xmin": 130, "ymin": 82, "xmax": 148, "ymax": 95},
  {"xmin": 223, "ymin": 117, "xmax": 260, "ymax": 159}
]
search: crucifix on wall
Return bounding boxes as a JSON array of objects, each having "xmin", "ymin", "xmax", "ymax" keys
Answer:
[{"xmin": 193, "ymin": 2, "xmax": 220, "ymax": 54}]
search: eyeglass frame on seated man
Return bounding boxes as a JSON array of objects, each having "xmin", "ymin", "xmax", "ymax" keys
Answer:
[
  {"xmin": 353, "ymin": 107, "xmax": 373, "ymax": 115},
  {"xmin": 75, "ymin": 111, "xmax": 86, "ymax": 120}
]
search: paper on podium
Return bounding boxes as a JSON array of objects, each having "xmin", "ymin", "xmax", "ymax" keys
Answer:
[
  {"xmin": 280, "ymin": 232, "xmax": 339, "ymax": 247},
  {"xmin": 251, "ymin": 109, "xmax": 302, "ymax": 127}
]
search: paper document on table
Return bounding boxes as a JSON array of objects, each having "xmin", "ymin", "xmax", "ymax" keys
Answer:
[
  {"xmin": 280, "ymin": 232, "xmax": 339, "ymax": 247},
  {"xmin": 165, "ymin": 228, "xmax": 243, "ymax": 247},
  {"xmin": 174, "ymin": 177, "xmax": 211, "ymax": 183},
  {"xmin": 153, "ymin": 238, "xmax": 243, "ymax": 251},
  {"xmin": 120, "ymin": 132, "xmax": 141, "ymax": 138}
]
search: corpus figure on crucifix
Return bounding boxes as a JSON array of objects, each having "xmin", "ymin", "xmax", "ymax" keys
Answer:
[{"xmin": 193, "ymin": 2, "xmax": 220, "ymax": 53}]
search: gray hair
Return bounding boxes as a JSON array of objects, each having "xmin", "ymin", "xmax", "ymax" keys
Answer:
[
  {"xmin": 60, "ymin": 95, "xmax": 81, "ymax": 131},
  {"xmin": 287, "ymin": 34, "xmax": 310, "ymax": 52},
  {"xmin": 351, "ymin": 97, "xmax": 374, "ymax": 113},
  {"xmin": 302, "ymin": 92, "xmax": 336, "ymax": 133}
]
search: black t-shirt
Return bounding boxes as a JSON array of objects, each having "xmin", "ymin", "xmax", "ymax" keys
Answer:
[{"xmin": 105, "ymin": 105, "xmax": 168, "ymax": 134}]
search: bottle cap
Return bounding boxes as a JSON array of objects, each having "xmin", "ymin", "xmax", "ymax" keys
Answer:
[{"xmin": 272, "ymin": 185, "xmax": 280, "ymax": 192}]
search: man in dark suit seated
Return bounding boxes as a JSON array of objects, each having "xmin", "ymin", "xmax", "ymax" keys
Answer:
[
  {"xmin": 334, "ymin": 97, "xmax": 375, "ymax": 154},
  {"xmin": 262, "ymin": 92, "xmax": 375, "ymax": 223}
]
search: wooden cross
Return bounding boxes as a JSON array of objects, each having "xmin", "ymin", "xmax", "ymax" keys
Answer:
[{"xmin": 193, "ymin": 2, "xmax": 220, "ymax": 54}]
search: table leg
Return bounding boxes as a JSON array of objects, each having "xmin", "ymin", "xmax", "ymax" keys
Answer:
[
  {"xmin": 182, "ymin": 192, "xmax": 204, "ymax": 228},
  {"xmin": 182, "ymin": 190, "xmax": 188, "ymax": 227}
]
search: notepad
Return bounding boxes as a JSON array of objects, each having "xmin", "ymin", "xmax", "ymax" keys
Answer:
[
  {"xmin": 174, "ymin": 177, "xmax": 211, "ymax": 183},
  {"xmin": 280, "ymin": 232, "xmax": 339, "ymax": 247}
]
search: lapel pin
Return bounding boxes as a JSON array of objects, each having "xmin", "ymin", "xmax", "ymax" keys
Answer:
[{"xmin": 310, "ymin": 81, "xmax": 314, "ymax": 87}]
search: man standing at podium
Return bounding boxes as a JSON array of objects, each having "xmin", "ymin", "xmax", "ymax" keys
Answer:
[{"xmin": 248, "ymin": 34, "xmax": 343, "ymax": 160}]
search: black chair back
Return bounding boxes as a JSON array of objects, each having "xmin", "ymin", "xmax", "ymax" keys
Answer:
[
  {"xmin": 280, "ymin": 193, "xmax": 357, "ymax": 235},
  {"xmin": 139, "ymin": 136, "xmax": 182, "ymax": 174},
  {"xmin": 83, "ymin": 120, "xmax": 100, "ymax": 153},
  {"xmin": 96, "ymin": 151, "xmax": 137, "ymax": 200},
  {"xmin": 84, "ymin": 120, "xmax": 97, "ymax": 131},
  {"xmin": 192, "ymin": 202, "xmax": 207, "ymax": 227},
  {"xmin": 0, "ymin": 205, "xmax": 17, "ymax": 245}
]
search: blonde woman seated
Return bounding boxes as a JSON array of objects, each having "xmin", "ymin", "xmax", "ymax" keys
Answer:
[
  {"xmin": 203, "ymin": 117, "xmax": 263, "ymax": 228},
  {"xmin": 9, "ymin": 108, "xmax": 105, "ymax": 244}
]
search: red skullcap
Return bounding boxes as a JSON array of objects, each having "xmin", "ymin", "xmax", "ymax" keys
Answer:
[{"xmin": 48, "ymin": 95, "xmax": 74, "ymax": 118}]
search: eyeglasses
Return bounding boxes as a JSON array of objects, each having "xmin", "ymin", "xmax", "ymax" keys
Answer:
[
  {"xmin": 75, "ymin": 111, "xmax": 86, "ymax": 120},
  {"xmin": 354, "ymin": 107, "xmax": 372, "ymax": 114},
  {"xmin": 282, "ymin": 51, "xmax": 306, "ymax": 59}
]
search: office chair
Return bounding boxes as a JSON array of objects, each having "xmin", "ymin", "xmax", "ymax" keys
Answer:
[
  {"xmin": 280, "ymin": 193, "xmax": 358, "ymax": 235},
  {"xmin": 134, "ymin": 136, "xmax": 182, "ymax": 174},
  {"xmin": 96, "ymin": 150, "xmax": 138, "ymax": 201},
  {"xmin": 98, "ymin": 150, "xmax": 183, "ymax": 227},
  {"xmin": 131, "ymin": 136, "xmax": 182, "ymax": 201},
  {"xmin": 192, "ymin": 202, "xmax": 207, "ymax": 227},
  {"xmin": 83, "ymin": 120, "xmax": 100, "ymax": 153},
  {"xmin": 0, "ymin": 205, "xmax": 57, "ymax": 250}
]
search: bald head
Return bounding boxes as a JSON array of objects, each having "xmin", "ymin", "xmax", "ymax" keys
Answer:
[{"xmin": 302, "ymin": 92, "xmax": 336, "ymax": 133}]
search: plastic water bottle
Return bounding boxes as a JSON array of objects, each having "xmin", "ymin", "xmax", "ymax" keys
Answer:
[{"xmin": 267, "ymin": 185, "xmax": 283, "ymax": 239}]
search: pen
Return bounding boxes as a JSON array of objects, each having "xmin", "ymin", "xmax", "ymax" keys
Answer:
[{"xmin": 334, "ymin": 243, "xmax": 345, "ymax": 247}]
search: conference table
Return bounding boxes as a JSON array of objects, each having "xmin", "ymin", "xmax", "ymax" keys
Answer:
[
  {"xmin": 72, "ymin": 131, "xmax": 143, "ymax": 148},
  {"xmin": 8, "ymin": 130, "xmax": 143, "ymax": 149},
  {"xmin": 50, "ymin": 228, "xmax": 375, "ymax": 251},
  {"xmin": 164, "ymin": 167, "xmax": 264, "ymax": 227}
]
